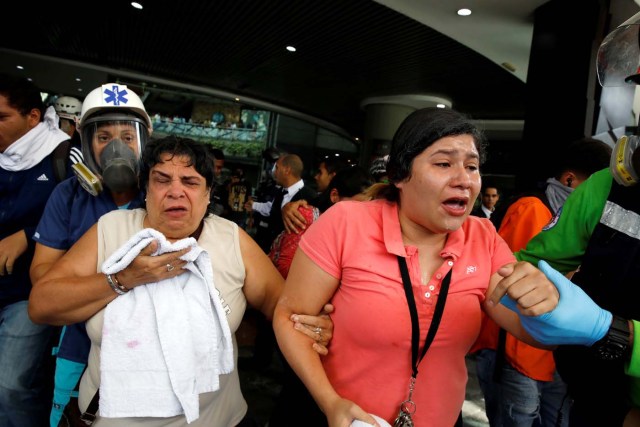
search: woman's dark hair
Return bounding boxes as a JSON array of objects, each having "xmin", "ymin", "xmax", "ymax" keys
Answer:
[
  {"xmin": 139, "ymin": 136, "xmax": 215, "ymax": 191},
  {"xmin": 378, "ymin": 107, "xmax": 487, "ymax": 201}
]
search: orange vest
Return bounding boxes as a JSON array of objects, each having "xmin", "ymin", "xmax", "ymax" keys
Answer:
[{"xmin": 471, "ymin": 196, "xmax": 556, "ymax": 381}]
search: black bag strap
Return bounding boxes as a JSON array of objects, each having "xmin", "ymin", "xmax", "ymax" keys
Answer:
[
  {"xmin": 397, "ymin": 256, "xmax": 452, "ymax": 378},
  {"xmin": 79, "ymin": 390, "xmax": 99, "ymax": 425},
  {"xmin": 493, "ymin": 327, "xmax": 507, "ymax": 383},
  {"xmin": 52, "ymin": 139, "xmax": 71, "ymax": 183}
]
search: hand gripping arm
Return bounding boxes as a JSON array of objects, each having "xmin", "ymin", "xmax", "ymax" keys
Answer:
[{"xmin": 500, "ymin": 260, "xmax": 612, "ymax": 346}]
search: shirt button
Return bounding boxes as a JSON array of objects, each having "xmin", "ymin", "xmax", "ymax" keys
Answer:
[
  {"xmin": 447, "ymin": 261, "xmax": 454, "ymax": 266},
  {"xmin": 425, "ymin": 292, "xmax": 431, "ymax": 298},
  {"xmin": 429, "ymin": 285, "xmax": 435, "ymax": 291},
  {"xmin": 436, "ymin": 273, "xmax": 442, "ymax": 279}
]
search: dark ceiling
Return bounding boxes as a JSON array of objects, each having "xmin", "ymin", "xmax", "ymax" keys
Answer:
[{"xmin": 1, "ymin": 0, "xmax": 527, "ymax": 139}]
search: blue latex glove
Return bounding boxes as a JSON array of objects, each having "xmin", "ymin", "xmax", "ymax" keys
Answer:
[{"xmin": 500, "ymin": 260, "xmax": 612, "ymax": 346}]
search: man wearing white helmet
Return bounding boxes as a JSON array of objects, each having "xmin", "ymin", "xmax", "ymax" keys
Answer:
[
  {"xmin": 53, "ymin": 96, "xmax": 83, "ymax": 165},
  {"xmin": 30, "ymin": 83, "xmax": 151, "ymax": 426}
]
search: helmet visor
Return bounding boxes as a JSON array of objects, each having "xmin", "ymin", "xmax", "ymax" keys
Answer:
[
  {"xmin": 597, "ymin": 12, "xmax": 640, "ymax": 87},
  {"xmin": 81, "ymin": 113, "xmax": 149, "ymax": 178}
]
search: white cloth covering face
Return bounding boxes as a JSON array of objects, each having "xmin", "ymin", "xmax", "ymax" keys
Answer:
[
  {"xmin": 100, "ymin": 228, "xmax": 233, "ymax": 423},
  {"xmin": 0, "ymin": 106, "xmax": 69, "ymax": 171}
]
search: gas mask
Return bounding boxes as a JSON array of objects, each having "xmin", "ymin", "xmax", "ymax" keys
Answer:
[
  {"xmin": 99, "ymin": 139, "xmax": 139, "ymax": 192},
  {"xmin": 76, "ymin": 112, "xmax": 149, "ymax": 196},
  {"xmin": 610, "ymin": 135, "xmax": 640, "ymax": 186},
  {"xmin": 72, "ymin": 139, "xmax": 139, "ymax": 195}
]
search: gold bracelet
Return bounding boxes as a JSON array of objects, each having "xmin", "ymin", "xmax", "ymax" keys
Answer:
[
  {"xmin": 112, "ymin": 273, "xmax": 130, "ymax": 293},
  {"xmin": 106, "ymin": 274, "xmax": 127, "ymax": 295}
]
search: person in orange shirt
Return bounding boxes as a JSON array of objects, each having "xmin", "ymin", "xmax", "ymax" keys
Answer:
[{"xmin": 471, "ymin": 137, "xmax": 611, "ymax": 427}]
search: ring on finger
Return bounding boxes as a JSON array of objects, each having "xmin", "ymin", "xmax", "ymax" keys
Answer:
[
  {"xmin": 314, "ymin": 326, "xmax": 322, "ymax": 335},
  {"xmin": 166, "ymin": 263, "xmax": 174, "ymax": 272}
]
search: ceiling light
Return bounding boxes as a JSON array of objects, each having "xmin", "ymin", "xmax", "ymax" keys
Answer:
[
  {"xmin": 16, "ymin": 65, "xmax": 24, "ymax": 70},
  {"xmin": 131, "ymin": 2, "xmax": 143, "ymax": 9},
  {"xmin": 286, "ymin": 46, "xmax": 296, "ymax": 52},
  {"xmin": 354, "ymin": 137, "xmax": 359, "ymax": 141},
  {"xmin": 27, "ymin": 78, "xmax": 32, "ymax": 81},
  {"xmin": 436, "ymin": 104, "xmax": 446, "ymax": 108},
  {"xmin": 234, "ymin": 97, "xmax": 240, "ymax": 102},
  {"xmin": 457, "ymin": 8, "xmax": 472, "ymax": 16},
  {"xmin": 75, "ymin": 77, "xmax": 82, "ymax": 82},
  {"xmin": 77, "ymin": 88, "xmax": 83, "ymax": 92}
]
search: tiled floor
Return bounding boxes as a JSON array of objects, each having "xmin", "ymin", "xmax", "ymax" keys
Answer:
[{"xmin": 238, "ymin": 329, "xmax": 489, "ymax": 427}]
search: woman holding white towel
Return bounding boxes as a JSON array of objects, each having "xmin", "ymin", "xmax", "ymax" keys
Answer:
[{"xmin": 29, "ymin": 136, "xmax": 333, "ymax": 426}]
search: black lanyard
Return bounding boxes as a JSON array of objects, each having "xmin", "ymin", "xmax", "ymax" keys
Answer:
[{"xmin": 397, "ymin": 256, "xmax": 452, "ymax": 378}]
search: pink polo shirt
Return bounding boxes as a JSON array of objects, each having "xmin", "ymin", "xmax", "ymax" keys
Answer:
[{"xmin": 299, "ymin": 199, "xmax": 515, "ymax": 426}]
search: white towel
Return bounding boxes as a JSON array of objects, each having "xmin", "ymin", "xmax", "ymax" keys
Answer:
[
  {"xmin": 0, "ymin": 106, "xmax": 69, "ymax": 171},
  {"xmin": 100, "ymin": 228, "xmax": 233, "ymax": 423}
]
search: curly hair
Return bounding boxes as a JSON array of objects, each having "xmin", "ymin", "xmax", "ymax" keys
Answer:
[{"xmin": 139, "ymin": 136, "xmax": 215, "ymax": 192}]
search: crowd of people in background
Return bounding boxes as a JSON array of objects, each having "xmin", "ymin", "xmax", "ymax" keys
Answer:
[{"xmin": 5, "ymin": 12, "xmax": 640, "ymax": 427}]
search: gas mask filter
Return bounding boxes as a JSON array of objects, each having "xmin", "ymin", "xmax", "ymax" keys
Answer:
[
  {"xmin": 610, "ymin": 135, "xmax": 640, "ymax": 186},
  {"xmin": 99, "ymin": 139, "xmax": 139, "ymax": 192},
  {"xmin": 71, "ymin": 138, "xmax": 139, "ymax": 196},
  {"xmin": 71, "ymin": 163, "xmax": 103, "ymax": 196}
]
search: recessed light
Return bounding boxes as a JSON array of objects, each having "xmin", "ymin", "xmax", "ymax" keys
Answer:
[
  {"xmin": 436, "ymin": 104, "xmax": 446, "ymax": 109},
  {"xmin": 354, "ymin": 137, "xmax": 359, "ymax": 141},
  {"xmin": 286, "ymin": 46, "xmax": 296, "ymax": 52},
  {"xmin": 77, "ymin": 88, "xmax": 83, "ymax": 92},
  {"xmin": 26, "ymin": 78, "xmax": 32, "ymax": 81},
  {"xmin": 75, "ymin": 77, "xmax": 82, "ymax": 82},
  {"xmin": 234, "ymin": 97, "xmax": 240, "ymax": 102},
  {"xmin": 16, "ymin": 65, "xmax": 24, "ymax": 70},
  {"xmin": 131, "ymin": 2, "xmax": 143, "ymax": 10},
  {"xmin": 457, "ymin": 8, "xmax": 472, "ymax": 16}
]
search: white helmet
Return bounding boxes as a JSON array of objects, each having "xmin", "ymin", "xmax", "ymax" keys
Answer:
[
  {"xmin": 78, "ymin": 83, "xmax": 152, "ymax": 131},
  {"xmin": 54, "ymin": 96, "xmax": 83, "ymax": 120}
]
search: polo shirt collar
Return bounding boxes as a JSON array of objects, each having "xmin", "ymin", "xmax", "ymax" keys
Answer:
[{"xmin": 381, "ymin": 200, "xmax": 464, "ymax": 261}]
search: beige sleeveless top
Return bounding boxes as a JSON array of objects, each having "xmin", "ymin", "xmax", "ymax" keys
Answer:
[{"xmin": 79, "ymin": 209, "xmax": 248, "ymax": 427}]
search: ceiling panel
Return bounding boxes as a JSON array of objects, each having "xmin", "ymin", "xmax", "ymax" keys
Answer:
[{"xmin": 1, "ymin": 0, "xmax": 527, "ymax": 137}]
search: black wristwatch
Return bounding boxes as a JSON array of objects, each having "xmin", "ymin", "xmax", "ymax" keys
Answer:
[{"xmin": 592, "ymin": 315, "xmax": 630, "ymax": 361}]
